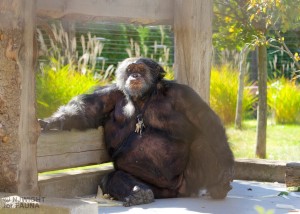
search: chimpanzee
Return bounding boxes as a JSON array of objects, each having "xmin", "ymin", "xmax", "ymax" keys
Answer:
[{"xmin": 39, "ymin": 57, "xmax": 234, "ymax": 206}]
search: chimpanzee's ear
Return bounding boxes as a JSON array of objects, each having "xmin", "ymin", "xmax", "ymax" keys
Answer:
[{"xmin": 156, "ymin": 64, "xmax": 166, "ymax": 80}]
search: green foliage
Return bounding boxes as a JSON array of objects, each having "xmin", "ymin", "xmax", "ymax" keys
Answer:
[
  {"xmin": 214, "ymin": 0, "xmax": 300, "ymax": 48},
  {"xmin": 213, "ymin": 0, "xmax": 300, "ymax": 72},
  {"xmin": 213, "ymin": 0, "xmax": 257, "ymax": 50},
  {"xmin": 210, "ymin": 65, "xmax": 257, "ymax": 124},
  {"xmin": 36, "ymin": 64, "xmax": 103, "ymax": 118},
  {"xmin": 255, "ymin": 205, "xmax": 274, "ymax": 214},
  {"xmin": 267, "ymin": 78, "xmax": 300, "ymax": 124},
  {"xmin": 163, "ymin": 66, "xmax": 174, "ymax": 80}
]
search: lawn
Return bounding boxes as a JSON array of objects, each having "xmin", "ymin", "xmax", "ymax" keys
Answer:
[{"xmin": 226, "ymin": 119, "xmax": 300, "ymax": 161}]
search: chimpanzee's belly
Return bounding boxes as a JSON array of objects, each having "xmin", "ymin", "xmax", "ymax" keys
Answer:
[{"xmin": 115, "ymin": 131, "xmax": 190, "ymax": 189}]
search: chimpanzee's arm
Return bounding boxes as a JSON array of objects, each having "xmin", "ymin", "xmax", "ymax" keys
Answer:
[
  {"xmin": 173, "ymin": 83, "xmax": 234, "ymax": 198},
  {"xmin": 39, "ymin": 85, "xmax": 123, "ymax": 131},
  {"xmin": 176, "ymin": 84, "xmax": 234, "ymax": 165}
]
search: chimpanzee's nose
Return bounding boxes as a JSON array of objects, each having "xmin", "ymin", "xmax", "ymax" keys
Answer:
[{"xmin": 131, "ymin": 73, "xmax": 141, "ymax": 78}]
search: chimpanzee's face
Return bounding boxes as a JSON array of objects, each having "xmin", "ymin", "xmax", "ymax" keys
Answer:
[{"xmin": 124, "ymin": 63, "xmax": 153, "ymax": 98}]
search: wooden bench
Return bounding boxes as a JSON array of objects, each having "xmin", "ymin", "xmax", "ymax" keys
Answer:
[{"xmin": 37, "ymin": 128, "xmax": 300, "ymax": 198}]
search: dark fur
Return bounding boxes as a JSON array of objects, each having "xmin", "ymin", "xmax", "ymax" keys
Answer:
[{"xmin": 40, "ymin": 57, "xmax": 234, "ymax": 205}]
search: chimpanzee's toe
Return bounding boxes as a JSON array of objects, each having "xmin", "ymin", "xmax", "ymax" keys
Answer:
[
  {"xmin": 208, "ymin": 182, "xmax": 232, "ymax": 199},
  {"xmin": 123, "ymin": 185, "xmax": 154, "ymax": 207}
]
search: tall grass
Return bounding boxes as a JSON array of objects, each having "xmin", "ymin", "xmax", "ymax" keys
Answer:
[
  {"xmin": 268, "ymin": 78, "xmax": 300, "ymax": 124},
  {"xmin": 36, "ymin": 23, "xmax": 114, "ymax": 118},
  {"xmin": 210, "ymin": 65, "xmax": 257, "ymax": 124},
  {"xmin": 37, "ymin": 23, "xmax": 113, "ymax": 76}
]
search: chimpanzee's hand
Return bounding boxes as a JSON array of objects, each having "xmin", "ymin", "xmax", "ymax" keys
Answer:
[{"xmin": 38, "ymin": 119, "xmax": 64, "ymax": 131}]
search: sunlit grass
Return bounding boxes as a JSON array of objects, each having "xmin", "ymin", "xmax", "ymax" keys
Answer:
[{"xmin": 227, "ymin": 119, "xmax": 300, "ymax": 161}]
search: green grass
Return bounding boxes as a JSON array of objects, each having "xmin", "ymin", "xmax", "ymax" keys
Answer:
[{"xmin": 226, "ymin": 119, "xmax": 300, "ymax": 161}]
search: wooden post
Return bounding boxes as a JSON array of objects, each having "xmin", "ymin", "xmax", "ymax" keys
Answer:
[
  {"xmin": 173, "ymin": 0, "xmax": 213, "ymax": 103},
  {"xmin": 0, "ymin": 0, "xmax": 39, "ymax": 195}
]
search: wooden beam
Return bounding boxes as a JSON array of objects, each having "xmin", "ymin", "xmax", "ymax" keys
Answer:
[
  {"xmin": 0, "ymin": 0, "xmax": 22, "ymax": 193},
  {"xmin": 0, "ymin": 0, "xmax": 39, "ymax": 195},
  {"xmin": 37, "ymin": 128, "xmax": 110, "ymax": 172},
  {"xmin": 36, "ymin": 0, "xmax": 174, "ymax": 25},
  {"xmin": 173, "ymin": 0, "xmax": 213, "ymax": 103},
  {"xmin": 17, "ymin": 0, "xmax": 40, "ymax": 195}
]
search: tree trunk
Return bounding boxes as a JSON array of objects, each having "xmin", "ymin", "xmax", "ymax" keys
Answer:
[
  {"xmin": 235, "ymin": 47, "xmax": 249, "ymax": 129},
  {"xmin": 173, "ymin": 0, "xmax": 213, "ymax": 103},
  {"xmin": 0, "ymin": 0, "xmax": 39, "ymax": 195},
  {"xmin": 250, "ymin": 48, "xmax": 258, "ymax": 82},
  {"xmin": 255, "ymin": 45, "xmax": 268, "ymax": 159}
]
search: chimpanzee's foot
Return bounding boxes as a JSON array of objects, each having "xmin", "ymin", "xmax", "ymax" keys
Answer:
[
  {"xmin": 101, "ymin": 170, "xmax": 155, "ymax": 206},
  {"xmin": 208, "ymin": 182, "xmax": 232, "ymax": 199},
  {"xmin": 123, "ymin": 185, "xmax": 154, "ymax": 207}
]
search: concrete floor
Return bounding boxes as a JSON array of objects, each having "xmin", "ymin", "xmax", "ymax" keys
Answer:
[{"xmin": 98, "ymin": 180, "xmax": 300, "ymax": 214}]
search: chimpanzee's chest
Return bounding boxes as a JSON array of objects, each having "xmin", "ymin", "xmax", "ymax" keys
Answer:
[
  {"xmin": 103, "ymin": 96, "xmax": 196, "ymax": 159},
  {"xmin": 112, "ymin": 97, "xmax": 195, "ymax": 139}
]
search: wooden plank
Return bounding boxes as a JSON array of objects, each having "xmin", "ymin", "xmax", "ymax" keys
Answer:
[
  {"xmin": 286, "ymin": 162, "xmax": 300, "ymax": 188},
  {"xmin": 37, "ymin": 128, "xmax": 110, "ymax": 172},
  {"xmin": 38, "ymin": 158, "xmax": 292, "ymax": 198},
  {"xmin": 38, "ymin": 150, "xmax": 110, "ymax": 172},
  {"xmin": 36, "ymin": 0, "xmax": 174, "ymax": 25},
  {"xmin": 37, "ymin": 128, "xmax": 105, "ymax": 155},
  {"xmin": 173, "ymin": 0, "xmax": 213, "ymax": 102},
  {"xmin": 39, "ymin": 165, "xmax": 114, "ymax": 198}
]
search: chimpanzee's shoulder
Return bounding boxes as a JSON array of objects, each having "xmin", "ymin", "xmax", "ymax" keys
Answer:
[
  {"xmin": 93, "ymin": 84, "xmax": 124, "ymax": 98},
  {"xmin": 159, "ymin": 80, "xmax": 200, "ymax": 98},
  {"xmin": 159, "ymin": 80, "xmax": 208, "ymax": 110}
]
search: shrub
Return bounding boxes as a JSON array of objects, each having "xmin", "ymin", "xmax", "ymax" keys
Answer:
[
  {"xmin": 36, "ymin": 64, "xmax": 105, "ymax": 118},
  {"xmin": 268, "ymin": 78, "xmax": 300, "ymax": 124},
  {"xmin": 210, "ymin": 65, "xmax": 257, "ymax": 124}
]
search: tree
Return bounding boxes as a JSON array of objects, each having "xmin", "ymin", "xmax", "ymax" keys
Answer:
[
  {"xmin": 235, "ymin": 46, "xmax": 250, "ymax": 129},
  {"xmin": 214, "ymin": 0, "xmax": 300, "ymax": 158}
]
